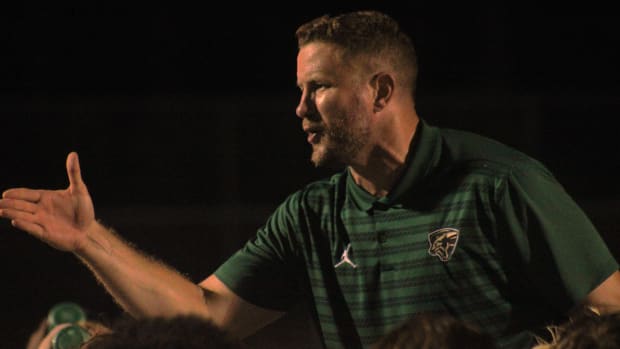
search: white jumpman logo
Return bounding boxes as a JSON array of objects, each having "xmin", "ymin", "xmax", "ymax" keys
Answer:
[{"xmin": 334, "ymin": 243, "xmax": 357, "ymax": 268}]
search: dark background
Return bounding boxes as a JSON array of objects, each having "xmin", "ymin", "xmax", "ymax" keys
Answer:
[{"xmin": 1, "ymin": 3, "xmax": 619, "ymax": 348}]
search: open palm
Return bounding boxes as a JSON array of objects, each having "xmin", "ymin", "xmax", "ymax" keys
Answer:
[{"xmin": 0, "ymin": 152, "xmax": 95, "ymax": 252}]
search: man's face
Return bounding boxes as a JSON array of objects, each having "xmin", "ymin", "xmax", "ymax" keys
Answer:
[{"xmin": 296, "ymin": 42, "xmax": 373, "ymax": 168}]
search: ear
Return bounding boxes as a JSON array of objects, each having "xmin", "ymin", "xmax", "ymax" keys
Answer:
[{"xmin": 371, "ymin": 72, "xmax": 394, "ymax": 112}]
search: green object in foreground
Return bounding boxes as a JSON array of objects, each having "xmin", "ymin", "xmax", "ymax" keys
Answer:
[
  {"xmin": 47, "ymin": 302, "xmax": 87, "ymax": 333},
  {"xmin": 52, "ymin": 324, "xmax": 92, "ymax": 349}
]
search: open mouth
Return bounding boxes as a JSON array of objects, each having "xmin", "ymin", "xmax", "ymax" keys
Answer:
[
  {"xmin": 303, "ymin": 124, "xmax": 323, "ymax": 145},
  {"xmin": 307, "ymin": 131, "xmax": 322, "ymax": 144}
]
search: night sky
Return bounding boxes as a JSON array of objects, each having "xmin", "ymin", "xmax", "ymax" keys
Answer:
[{"xmin": 2, "ymin": 4, "xmax": 618, "ymax": 201}]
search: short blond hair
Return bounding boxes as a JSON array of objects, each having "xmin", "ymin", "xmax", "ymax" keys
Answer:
[{"xmin": 295, "ymin": 11, "xmax": 418, "ymax": 96}]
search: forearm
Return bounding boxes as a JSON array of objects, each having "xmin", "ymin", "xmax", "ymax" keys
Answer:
[
  {"xmin": 74, "ymin": 221, "xmax": 208, "ymax": 318},
  {"xmin": 585, "ymin": 270, "xmax": 620, "ymax": 313}
]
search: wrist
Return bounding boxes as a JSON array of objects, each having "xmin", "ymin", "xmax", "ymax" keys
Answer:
[{"xmin": 74, "ymin": 220, "xmax": 111, "ymax": 256}]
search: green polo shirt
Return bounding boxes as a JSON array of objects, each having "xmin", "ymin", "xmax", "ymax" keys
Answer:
[{"xmin": 215, "ymin": 119, "xmax": 618, "ymax": 349}]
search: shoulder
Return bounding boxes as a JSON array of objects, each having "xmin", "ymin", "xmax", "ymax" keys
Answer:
[{"xmin": 438, "ymin": 127, "xmax": 551, "ymax": 178}]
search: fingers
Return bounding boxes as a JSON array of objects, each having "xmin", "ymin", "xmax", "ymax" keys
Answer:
[
  {"xmin": 0, "ymin": 191, "xmax": 42, "ymax": 236},
  {"xmin": 0, "ymin": 207, "xmax": 36, "ymax": 222},
  {"xmin": 66, "ymin": 151, "xmax": 86, "ymax": 190},
  {"xmin": 11, "ymin": 219, "xmax": 44, "ymax": 237},
  {"xmin": 37, "ymin": 323, "xmax": 72, "ymax": 349},
  {"xmin": 0, "ymin": 198, "xmax": 38, "ymax": 213},
  {"xmin": 2, "ymin": 188, "xmax": 41, "ymax": 202},
  {"xmin": 25, "ymin": 318, "xmax": 48, "ymax": 349}
]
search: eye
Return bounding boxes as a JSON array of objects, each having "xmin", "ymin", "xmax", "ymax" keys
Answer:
[
  {"xmin": 309, "ymin": 82, "xmax": 331, "ymax": 93},
  {"xmin": 297, "ymin": 81, "xmax": 330, "ymax": 97},
  {"xmin": 313, "ymin": 82, "xmax": 328, "ymax": 90}
]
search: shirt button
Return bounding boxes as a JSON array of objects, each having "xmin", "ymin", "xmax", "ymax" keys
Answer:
[
  {"xmin": 380, "ymin": 263, "xmax": 395, "ymax": 272},
  {"xmin": 377, "ymin": 232, "xmax": 387, "ymax": 243}
]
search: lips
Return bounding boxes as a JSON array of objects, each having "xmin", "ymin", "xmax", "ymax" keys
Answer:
[
  {"xmin": 307, "ymin": 132, "xmax": 322, "ymax": 144},
  {"xmin": 303, "ymin": 125, "xmax": 323, "ymax": 144}
]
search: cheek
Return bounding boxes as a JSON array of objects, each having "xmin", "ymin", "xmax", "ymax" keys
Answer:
[
  {"xmin": 315, "ymin": 93, "xmax": 335, "ymax": 112},
  {"xmin": 315, "ymin": 93, "xmax": 351, "ymax": 123}
]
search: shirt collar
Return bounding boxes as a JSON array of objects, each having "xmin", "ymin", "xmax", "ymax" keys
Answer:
[{"xmin": 346, "ymin": 119, "xmax": 442, "ymax": 211}]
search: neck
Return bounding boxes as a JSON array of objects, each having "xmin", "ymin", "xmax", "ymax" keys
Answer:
[{"xmin": 349, "ymin": 116, "xmax": 419, "ymax": 197}]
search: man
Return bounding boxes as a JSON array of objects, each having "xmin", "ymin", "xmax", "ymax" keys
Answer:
[{"xmin": 1, "ymin": 10, "xmax": 619, "ymax": 349}]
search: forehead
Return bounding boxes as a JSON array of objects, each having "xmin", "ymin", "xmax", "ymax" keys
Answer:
[{"xmin": 296, "ymin": 42, "xmax": 353, "ymax": 83}]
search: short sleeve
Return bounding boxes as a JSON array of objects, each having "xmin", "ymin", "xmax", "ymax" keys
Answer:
[
  {"xmin": 214, "ymin": 192, "xmax": 303, "ymax": 311},
  {"xmin": 496, "ymin": 161, "xmax": 618, "ymax": 311}
]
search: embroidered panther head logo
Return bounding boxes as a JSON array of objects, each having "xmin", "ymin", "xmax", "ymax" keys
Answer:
[{"xmin": 428, "ymin": 228, "xmax": 460, "ymax": 262}]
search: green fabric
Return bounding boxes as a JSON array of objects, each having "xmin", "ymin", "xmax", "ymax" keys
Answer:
[{"xmin": 215, "ymin": 119, "xmax": 618, "ymax": 349}]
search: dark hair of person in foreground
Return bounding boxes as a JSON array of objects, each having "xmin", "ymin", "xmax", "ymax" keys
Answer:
[
  {"xmin": 372, "ymin": 312, "xmax": 498, "ymax": 349},
  {"xmin": 83, "ymin": 314, "xmax": 244, "ymax": 349},
  {"xmin": 534, "ymin": 306, "xmax": 620, "ymax": 349}
]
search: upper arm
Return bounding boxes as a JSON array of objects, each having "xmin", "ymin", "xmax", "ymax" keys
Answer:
[
  {"xmin": 497, "ymin": 164, "xmax": 620, "ymax": 309},
  {"xmin": 584, "ymin": 270, "xmax": 620, "ymax": 313},
  {"xmin": 198, "ymin": 274, "xmax": 285, "ymax": 339}
]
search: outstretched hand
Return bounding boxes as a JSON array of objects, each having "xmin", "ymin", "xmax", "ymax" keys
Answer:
[{"xmin": 0, "ymin": 152, "xmax": 96, "ymax": 252}]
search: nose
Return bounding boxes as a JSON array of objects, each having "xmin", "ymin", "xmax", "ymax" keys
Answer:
[{"xmin": 295, "ymin": 89, "xmax": 313, "ymax": 119}]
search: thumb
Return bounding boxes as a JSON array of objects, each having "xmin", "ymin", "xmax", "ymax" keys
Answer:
[{"xmin": 66, "ymin": 151, "xmax": 87, "ymax": 191}]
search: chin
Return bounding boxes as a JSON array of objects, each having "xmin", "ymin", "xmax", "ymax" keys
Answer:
[
  {"xmin": 310, "ymin": 152, "xmax": 324, "ymax": 168},
  {"xmin": 311, "ymin": 148, "xmax": 345, "ymax": 169}
]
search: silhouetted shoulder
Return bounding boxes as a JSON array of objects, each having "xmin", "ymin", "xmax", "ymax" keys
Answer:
[{"xmin": 439, "ymin": 127, "xmax": 552, "ymax": 178}]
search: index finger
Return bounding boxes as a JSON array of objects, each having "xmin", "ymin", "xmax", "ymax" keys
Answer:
[{"xmin": 2, "ymin": 188, "xmax": 41, "ymax": 202}]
